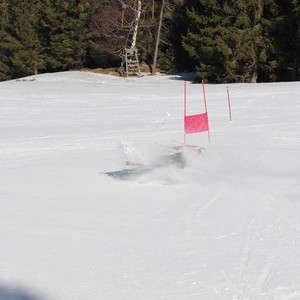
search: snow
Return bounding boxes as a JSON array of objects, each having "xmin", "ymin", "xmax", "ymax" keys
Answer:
[{"xmin": 0, "ymin": 71, "xmax": 300, "ymax": 300}]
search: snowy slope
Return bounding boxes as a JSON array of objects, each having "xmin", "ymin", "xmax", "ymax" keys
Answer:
[{"xmin": 0, "ymin": 71, "xmax": 300, "ymax": 300}]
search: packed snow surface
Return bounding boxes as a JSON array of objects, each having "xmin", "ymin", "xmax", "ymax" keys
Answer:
[{"xmin": 0, "ymin": 71, "xmax": 300, "ymax": 300}]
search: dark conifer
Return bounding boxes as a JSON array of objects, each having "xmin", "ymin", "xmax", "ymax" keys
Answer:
[{"xmin": 182, "ymin": 0, "xmax": 281, "ymax": 82}]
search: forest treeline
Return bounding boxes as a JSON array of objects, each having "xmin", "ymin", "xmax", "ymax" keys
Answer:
[{"xmin": 0, "ymin": 0, "xmax": 299, "ymax": 82}]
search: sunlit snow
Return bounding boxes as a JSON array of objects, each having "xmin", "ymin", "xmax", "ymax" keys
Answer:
[{"xmin": 0, "ymin": 71, "xmax": 300, "ymax": 299}]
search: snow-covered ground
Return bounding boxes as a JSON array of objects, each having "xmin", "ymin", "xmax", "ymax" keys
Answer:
[{"xmin": 0, "ymin": 71, "xmax": 300, "ymax": 300}]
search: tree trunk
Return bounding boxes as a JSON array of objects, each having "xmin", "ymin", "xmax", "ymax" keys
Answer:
[
  {"xmin": 130, "ymin": 0, "xmax": 142, "ymax": 49},
  {"xmin": 152, "ymin": 0, "xmax": 165, "ymax": 75},
  {"xmin": 250, "ymin": 73, "xmax": 257, "ymax": 83},
  {"xmin": 292, "ymin": 34, "xmax": 300, "ymax": 81}
]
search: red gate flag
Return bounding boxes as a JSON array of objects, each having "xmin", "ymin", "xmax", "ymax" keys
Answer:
[
  {"xmin": 184, "ymin": 80, "xmax": 210, "ymax": 144},
  {"xmin": 184, "ymin": 113, "xmax": 208, "ymax": 134}
]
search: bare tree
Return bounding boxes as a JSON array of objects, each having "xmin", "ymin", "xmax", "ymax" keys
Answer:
[
  {"xmin": 90, "ymin": 1, "xmax": 144, "ymax": 56},
  {"xmin": 89, "ymin": 0, "xmax": 177, "ymax": 73},
  {"xmin": 130, "ymin": 0, "xmax": 141, "ymax": 49}
]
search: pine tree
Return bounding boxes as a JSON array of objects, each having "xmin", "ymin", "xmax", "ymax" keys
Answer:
[
  {"xmin": 274, "ymin": 0, "xmax": 300, "ymax": 80},
  {"xmin": 38, "ymin": 0, "xmax": 90, "ymax": 71},
  {"xmin": 182, "ymin": 0, "xmax": 229, "ymax": 82},
  {"xmin": 222, "ymin": 0, "xmax": 279, "ymax": 83},
  {"xmin": 8, "ymin": 0, "xmax": 46, "ymax": 78},
  {"xmin": 182, "ymin": 0, "xmax": 280, "ymax": 83},
  {"xmin": 0, "ymin": 0, "xmax": 12, "ymax": 80},
  {"xmin": 293, "ymin": 0, "xmax": 300, "ymax": 80}
]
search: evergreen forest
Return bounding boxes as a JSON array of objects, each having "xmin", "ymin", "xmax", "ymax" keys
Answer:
[{"xmin": 0, "ymin": 0, "xmax": 299, "ymax": 82}]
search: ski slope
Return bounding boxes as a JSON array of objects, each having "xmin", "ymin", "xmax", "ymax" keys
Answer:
[{"xmin": 0, "ymin": 71, "xmax": 300, "ymax": 300}]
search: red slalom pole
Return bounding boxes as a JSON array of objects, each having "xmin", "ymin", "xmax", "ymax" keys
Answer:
[
  {"xmin": 202, "ymin": 80, "xmax": 207, "ymax": 112},
  {"xmin": 184, "ymin": 81, "xmax": 187, "ymax": 145},
  {"xmin": 227, "ymin": 86, "xmax": 232, "ymax": 122},
  {"xmin": 202, "ymin": 80, "xmax": 210, "ymax": 142}
]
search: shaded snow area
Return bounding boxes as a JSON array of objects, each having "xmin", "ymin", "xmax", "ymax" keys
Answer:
[{"xmin": 0, "ymin": 71, "xmax": 300, "ymax": 300}]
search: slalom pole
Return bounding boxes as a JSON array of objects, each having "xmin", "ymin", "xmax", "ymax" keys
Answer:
[
  {"xmin": 202, "ymin": 80, "xmax": 207, "ymax": 112},
  {"xmin": 202, "ymin": 80, "xmax": 210, "ymax": 142},
  {"xmin": 227, "ymin": 86, "xmax": 232, "ymax": 122},
  {"xmin": 184, "ymin": 81, "xmax": 187, "ymax": 145}
]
